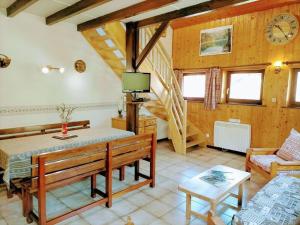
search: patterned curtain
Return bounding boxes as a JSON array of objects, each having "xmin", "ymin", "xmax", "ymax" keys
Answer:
[
  {"xmin": 173, "ymin": 69, "xmax": 184, "ymax": 88},
  {"xmin": 204, "ymin": 68, "xmax": 222, "ymax": 110}
]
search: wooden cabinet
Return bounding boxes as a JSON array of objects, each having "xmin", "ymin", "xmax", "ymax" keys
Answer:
[{"xmin": 112, "ymin": 116, "xmax": 157, "ymax": 135}]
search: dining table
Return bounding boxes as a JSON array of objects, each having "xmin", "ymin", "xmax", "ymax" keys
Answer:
[{"xmin": 0, "ymin": 127, "xmax": 135, "ymax": 186}]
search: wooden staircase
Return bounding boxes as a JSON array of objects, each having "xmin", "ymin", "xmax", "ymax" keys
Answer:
[{"xmin": 82, "ymin": 22, "xmax": 205, "ymax": 154}]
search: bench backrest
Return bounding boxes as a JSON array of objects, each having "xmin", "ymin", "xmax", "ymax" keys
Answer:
[
  {"xmin": 31, "ymin": 141, "xmax": 107, "ymax": 190},
  {"xmin": 111, "ymin": 133, "xmax": 154, "ymax": 169},
  {"xmin": 0, "ymin": 120, "xmax": 90, "ymax": 140}
]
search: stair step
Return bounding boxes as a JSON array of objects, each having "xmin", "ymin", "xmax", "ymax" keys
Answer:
[
  {"xmin": 186, "ymin": 140, "xmax": 203, "ymax": 148},
  {"xmin": 186, "ymin": 130, "xmax": 198, "ymax": 138}
]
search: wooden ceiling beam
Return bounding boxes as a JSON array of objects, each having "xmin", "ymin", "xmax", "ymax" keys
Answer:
[
  {"xmin": 136, "ymin": 0, "xmax": 249, "ymax": 28},
  {"xmin": 172, "ymin": 0, "xmax": 300, "ymax": 29},
  {"xmin": 46, "ymin": 0, "xmax": 111, "ymax": 25},
  {"xmin": 6, "ymin": 0, "xmax": 38, "ymax": 17},
  {"xmin": 77, "ymin": 0, "xmax": 177, "ymax": 32},
  {"xmin": 136, "ymin": 21, "xmax": 169, "ymax": 69}
]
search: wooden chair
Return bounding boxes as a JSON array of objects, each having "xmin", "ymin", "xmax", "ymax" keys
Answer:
[
  {"xmin": 245, "ymin": 148, "xmax": 300, "ymax": 179},
  {"xmin": 0, "ymin": 120, "xmax": 90, "ymax": 140},
  {"xmin": 23, "ymin": 141, "xmax": 112, "ymax": 225}
]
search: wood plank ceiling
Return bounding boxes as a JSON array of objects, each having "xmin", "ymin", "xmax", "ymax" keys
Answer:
[
  {"xmin": 2, "ymin": 0, "xmax": 299, "ymax": 32},
  {"xmin": 1, "ymin": 0, "xmax": 271, "ymax": 31}
]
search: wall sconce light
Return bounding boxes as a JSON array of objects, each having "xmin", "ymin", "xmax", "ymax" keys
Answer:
[
  {"xmin": 0, "ymin": 54, "xmax": 11, "ymax": 68},
  {"xmin": 41, "ymin": 65, "xmax": 65, "ymax": 74},
  {"xmin": 274, "ymin": 61, "xmax": 283, "ymax": 74}
]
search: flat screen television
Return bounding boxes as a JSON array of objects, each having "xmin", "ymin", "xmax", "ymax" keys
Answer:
[{"xmin": 122, "ymin": 72, "xmax": 151, "ymax": 93}]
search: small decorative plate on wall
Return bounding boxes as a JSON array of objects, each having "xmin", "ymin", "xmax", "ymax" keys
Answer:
[
  {"xmin": 265, "ymin": 13, "xmax": 299, "ymax": 45},
  {"xmin": 74, "ymin": 60, "xmax": 86, "ymax": 73}
]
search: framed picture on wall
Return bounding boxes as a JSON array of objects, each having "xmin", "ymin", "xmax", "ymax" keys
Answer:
[{"xmin": 200, "ymin": 25, "xmax": 233, "ymax": 56}]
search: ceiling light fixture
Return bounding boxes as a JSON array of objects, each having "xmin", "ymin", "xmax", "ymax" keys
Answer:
[{"xmin": 41, "ymin": 65, "xmax": 65, "ymax": 74}]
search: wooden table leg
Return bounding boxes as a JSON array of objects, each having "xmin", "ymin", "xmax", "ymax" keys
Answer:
[
  {"xmin": 91, "ymin": 174, "xmax": 96, "ymax": 198},
  {"xmin": 210, "ymin": 202, "xmax": 217, "ymax": 217},
  {"xmin": 186, "ymin": 194, "xmax": 191, "ymax": 220},
  {"xmin": 134, "ymin": 161, "xmax": 140, "ymax": 181},
  {"xmin": 119, "ymin": 166, "xmax": 125, "ymax": 181},
  {"xmin": 238, "ymin": 183, "xmax": 244, "ymax": 207}
]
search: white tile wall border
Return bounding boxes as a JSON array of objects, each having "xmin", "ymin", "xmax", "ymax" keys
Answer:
[{"xmin": 0, "ymin": 102, "xmax": 118, "ymax": 115}]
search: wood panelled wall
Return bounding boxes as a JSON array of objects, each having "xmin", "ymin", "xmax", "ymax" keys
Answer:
[{"xmin": 173, "ymin": 4, "xmax": 300, "ymax": 148}]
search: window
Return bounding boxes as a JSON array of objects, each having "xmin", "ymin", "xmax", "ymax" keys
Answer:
[
  {"xmin": 183, "ymin": 74, "xmax": 206, "ymax": 100},
  {"xmin": 227, "ymin": 71, "xmax": 264, "ymax": 104},
  {"xmin": 290, "ymin": 69, "xmax": 300, "ymax": 107}
]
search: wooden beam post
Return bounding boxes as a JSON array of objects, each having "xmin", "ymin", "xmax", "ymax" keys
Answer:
[
  {"xmin": 46, "ymin": 0, "xmax": 111, "ymax": 25},
  {"xmin": 125, "ymin": 22, "xmax": 139, "ymax": 133},
  {"xmin": 136, "ymin": 21, "xmax": 169, "ymax": 69},
  {"xmin": 6, "ymin": 0, "xmax": 38, "ymax": 17},
  {"xmin": 77, "ymin": 0, "xmax": 176, "ymax": 32},
  {"xmin": 136, "ymin": 0, "xmax": 249, "ymax": 28}
]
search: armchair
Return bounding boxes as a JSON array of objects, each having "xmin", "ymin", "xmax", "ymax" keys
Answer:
[{"xmin": 245, "ymin": 147, "xmax": 300, "ymax": 179}]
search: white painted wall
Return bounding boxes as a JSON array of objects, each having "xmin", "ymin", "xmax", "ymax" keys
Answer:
[{"xmin": 0, "ymin": 11, "xmax": 122, "ymax": 128}]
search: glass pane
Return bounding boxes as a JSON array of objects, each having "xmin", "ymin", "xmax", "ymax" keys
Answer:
[
  {"xmin": 183, "ymin": 75, "xmax": 206, "ymax": 98},
  {"xmin": 229, "ymin": 73, "xmax": 262, "ymax": 100},
  {"xmin": 296, "ymin": 72, "xmax": 300, "ymax": 102}
]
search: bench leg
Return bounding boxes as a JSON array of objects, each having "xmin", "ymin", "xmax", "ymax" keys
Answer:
[
  {"xmin": 91, "ymin": 174, "xmax": 96, "ymax": 198},
  {"xmin": 26, "ymin": 194, "xmax": 33, "ymax": 223},
  {"xmin": 6, "ymin": 186, "xmax": 13, "ymax": 198},
  {"xmin": 22, "ymin": 188, "xmax": 27, "ymax": 217},
  {"xmin": 119, "ymin": 166, "xmax": 125, "ymax": 181},
  {"xmin": 134, "ymin": 161, "xmax": 140, "ymax": 181}
]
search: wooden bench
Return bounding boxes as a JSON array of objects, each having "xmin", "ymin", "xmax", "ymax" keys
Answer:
[
  {"xmin": 0, "ymin": 120, "xmax": 90, "ymax": 140},
  {"xmin": 110, "ymin": 133, "xmax": 156, "ymax": 199},
  {"xmin": 23, "ymin": 141, "xmax": 112, "ymax": 225},
  {"xmin": 0, "ymin": 120, "xmax": 91, "ymax": 197},
  {"xmin": 21, "ymin": 133, "xmax": 156, "ymax": 225}
]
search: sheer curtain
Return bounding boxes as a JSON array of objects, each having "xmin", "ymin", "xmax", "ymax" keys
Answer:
[{"xmin": 204, "ymin": 68, "xmax": 222, "ymax": 110}]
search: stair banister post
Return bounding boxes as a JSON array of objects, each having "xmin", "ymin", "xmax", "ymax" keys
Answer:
[{"xmin": 182, "ymin": 100, "xmax": 187, "ymax": 154}]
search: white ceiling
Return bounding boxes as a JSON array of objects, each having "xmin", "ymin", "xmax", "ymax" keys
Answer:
[{"xmin": 0, "ymin": 0, "xmax": 209, "ymax": 25}]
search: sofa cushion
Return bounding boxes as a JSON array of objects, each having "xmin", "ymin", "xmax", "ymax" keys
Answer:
[
  {"xmin": 277, "ymin": 129, "xmax": 300, "ymax": 161},
  {"xmin": 250, "ymin": 155, "xmax": 286, "ymax": 172},
  {"xmin": 233, "ymin": 175, "xmax": 300, "ymax": 225}
]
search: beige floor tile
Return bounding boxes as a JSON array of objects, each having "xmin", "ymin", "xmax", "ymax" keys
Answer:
[
  {"xmin": 161, "ymin": 208, "xmax": 189, "ymax": 225},
  {"xmin": 110, "ymin": 199, "xmax": 138, "ymax": 217},
  {"xmin": 142, "ymin": 200, "xmax": 173, "ymax": 217},
  {"xmin": 126, "ymin": 192, "xmax": 155, "ymax": 207},
  {"xmin": 0, "ymin": 219, "xmax": 7, "ymax": 225},
  {"xmin": 81, "ymin": 207, "xmax": 118, "ymax": 225},
  {"xmin": 142, "ymin": 187, "xmax": 169, "ymax": 199},
  {"xmin": 122, "ymin": 209, "xmax": 156, "ymax": 225},
  {"xmin": 160, "ymin": 192, "xmax": 186, "ymax": 207},
  {"xmin": 149, "ymin": 219, "xmax": 169, "ymax": 225}
]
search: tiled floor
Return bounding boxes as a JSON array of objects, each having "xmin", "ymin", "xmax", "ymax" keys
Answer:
[{"xmin": 0, "ymin": 141, "xmax": 269, "ymax": 225}]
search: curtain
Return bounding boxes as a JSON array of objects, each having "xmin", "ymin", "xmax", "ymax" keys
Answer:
[
  {"xmin": 173, "ymin": 69, "xmax": 184, "ymax": 89},
  {"xmin": 204, "ymin": 68, "xmax": 222, "ymax": 110}
]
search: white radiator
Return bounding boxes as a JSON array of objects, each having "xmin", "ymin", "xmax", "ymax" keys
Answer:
[{"xmin": 214, "ymin": 121, "xmax": 251, "ymax": 153}]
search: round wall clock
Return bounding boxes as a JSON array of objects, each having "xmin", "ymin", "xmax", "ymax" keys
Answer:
[{"xmin": 265, "ymin": 13, "xmax": 299, "ymax": 45}]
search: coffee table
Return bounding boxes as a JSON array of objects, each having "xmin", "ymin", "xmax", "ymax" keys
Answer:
[{"xmin": 178, "ymin": 165, "xmax": 250, "ymax": 222}]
